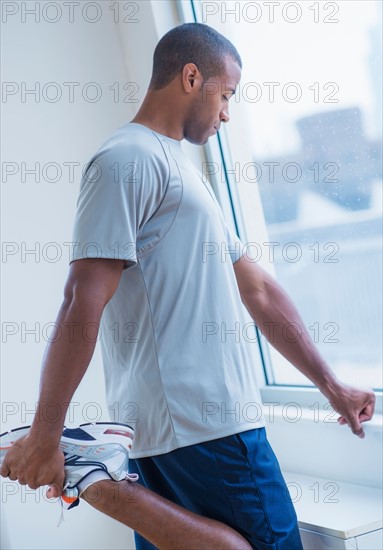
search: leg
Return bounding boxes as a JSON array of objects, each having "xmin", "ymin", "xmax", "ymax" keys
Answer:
[{"xmin": 81, "ymin": 479, "xmax": 252, "ymax": 550}]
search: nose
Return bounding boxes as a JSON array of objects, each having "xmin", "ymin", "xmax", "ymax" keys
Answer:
[{"xmin": 220, "ymin": 105, "xmax": 230, "ymax": 124}]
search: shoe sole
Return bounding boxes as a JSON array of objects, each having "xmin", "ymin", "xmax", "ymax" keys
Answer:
[
  {"xmin": 60, "ymin": 422, "xmax": 134, "ymax": 457},
  {"xmin": 0, "ymin": 422, "xmax": 134, "ymax": 466}
]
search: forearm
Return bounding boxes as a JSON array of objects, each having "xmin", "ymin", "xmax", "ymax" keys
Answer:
[
  {"xmin": 235, "ymin": 256, "xmax": 375, "ymax": 436},
  {"xmin": 29, "ymin": 293, "xmax": 104, "ymax": 445},
  {"xmin": 244, "ymin": 277, "xmax": 339, "ymax": 397}
]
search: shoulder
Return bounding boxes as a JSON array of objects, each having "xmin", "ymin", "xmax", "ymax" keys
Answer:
[
  {"xmin": 83, "ymin": 125, "xmax": 170, "ymax": 188},
  {"xmin": 97, "ymin": 124, "xmax": 170, "ymax": 167}
]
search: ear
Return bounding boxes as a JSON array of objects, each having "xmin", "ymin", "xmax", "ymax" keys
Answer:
[{"xmin": 182, "ymin": 63, "xmax": 203, "ymax": 93}]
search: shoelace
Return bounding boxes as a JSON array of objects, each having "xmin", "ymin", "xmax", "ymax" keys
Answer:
[
  {"xmin": 57, "ymin": 481, "xmax": 72, "ymax": 527},
  {"xmin": 56, "ymin": 473, "xmax": 139, "ymax": 527}
]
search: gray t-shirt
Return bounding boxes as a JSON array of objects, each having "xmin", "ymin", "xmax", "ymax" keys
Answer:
[{"xmin": 70, "ymin": 122, "xmax": 265, "ymax": 458}]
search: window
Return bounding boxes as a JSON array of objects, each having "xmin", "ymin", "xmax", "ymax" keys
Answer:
[{"xmin": 181, "ymin": 0, "xmax": 383, "ymax": 391}]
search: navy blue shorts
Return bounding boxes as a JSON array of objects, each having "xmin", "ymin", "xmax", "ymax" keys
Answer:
[{"xmin": 129, "ymin": 427, "xmax": 303, "ymax": 550}]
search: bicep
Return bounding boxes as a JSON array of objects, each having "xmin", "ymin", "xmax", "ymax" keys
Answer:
[
  {"xmin": 65, "ymin": 258, "xmax": 125, "ymax": 307},
  {"xmin": 233, "ymin": 254, "xmax": 270, "ymax": 306}
]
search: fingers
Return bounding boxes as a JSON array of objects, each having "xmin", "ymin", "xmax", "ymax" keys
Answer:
[
  {"xmin": 46, "ymin": 484, "xmax": 62, "ymax": 499},
  {"xmin": 47, "ymin": 483, "xmax": 63, "ymax": 498},
  {"xmin": 47, "ymin": 470, "xmax": 65, "ymax": 498},
  {"xmin": 336, "ymin": 389, "xmax": 376, "ymax": 439},
  {"xmin": 347, "ymin": 412, "xmax": 365, "ymax": 438},
  {"xmin": 337, "ymin": 414, "xmax": 365, "ymax": 438},
  {"xmin": 0, "ymin": 452, "xmax": 21, "ymax": 481},
  {"xmin": 0, "ymin": 449, "xmax": 13, "ymax": 477},
  {"xmin": 352, "ymin": 395, "xmax": 376, "ymax": 433},
  {"xmin": 48, "ymin": 485, "xmax": 62, "ymax": 498},
  {"xmin": 0, "ymin": 463, "xmax": 10, "ymax": 478},
  {"xmin": 362, "ymin": 399, "xmax": 375, "ymax": 421},
  {"xmin": 354, "ymin": 428, "xmax": 365, "ymax": 439},
  {"xmin": 0, "ymin": 471, "xmax": 64, "ymax": 497},
  {"xmin": 0, "ymin": 462, "xmax": 17, "ymax": 481},
  {"xmin": 0, "ymin": 452, "xmax": 65, "ymax": 497}
]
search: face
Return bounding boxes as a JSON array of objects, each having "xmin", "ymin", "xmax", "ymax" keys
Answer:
[{"xmin": 183, "ymin": 56, "xmax": 241, "ymax": 145}]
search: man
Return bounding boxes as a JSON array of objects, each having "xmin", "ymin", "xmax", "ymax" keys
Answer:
[{"xmin": 1, "ymin": 22, "xmax": 375, "ymax": 550}]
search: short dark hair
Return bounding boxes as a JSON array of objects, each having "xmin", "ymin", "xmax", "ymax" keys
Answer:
[{"xmin": 149, "ymin": 23, "xmax": 242, "ymax": 90}]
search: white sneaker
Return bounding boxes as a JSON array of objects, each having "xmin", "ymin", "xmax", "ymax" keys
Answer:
[
  {"xmin": 60, "ymin": 422, "xmax": 137, "ymax": 509},
  {"xmin": 0, "ymin": 422, "xmax": 138, "ymax": 511}
]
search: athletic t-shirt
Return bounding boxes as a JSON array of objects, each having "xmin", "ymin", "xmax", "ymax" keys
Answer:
[{"xmin": 70, "ymin": 122, "xmax": 265, "ymax": 458}]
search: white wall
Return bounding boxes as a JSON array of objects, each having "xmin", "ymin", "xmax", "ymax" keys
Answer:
[
  {"xmin": 1, "ymin": 2, "xmax": 381, "ymax": 549},
  {"xmin": 0, "ymin": 1, "xmax": 182, "ymax": 548}
]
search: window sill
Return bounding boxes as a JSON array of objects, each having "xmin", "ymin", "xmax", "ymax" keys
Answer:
[
  {"xmin": 283, "ymin": 471, "xmax": 382, "ymax": 540},
  {"xmin": 263, "ymin": 401, "xmax": 382, "ymax": 489}
]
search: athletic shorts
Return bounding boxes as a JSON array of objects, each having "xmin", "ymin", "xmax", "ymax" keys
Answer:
[{"xmin": 129, "ymin": 427, "xmax": 303, "ymax": 550}]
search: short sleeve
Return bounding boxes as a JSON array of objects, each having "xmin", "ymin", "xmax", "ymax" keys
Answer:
[
  {"xmin": 69, "ymin": 141, "xmax": 169, "ymax": 269},
  {"xmin": 224, "ymin": 223, "xmax": 245, "ymax": 264}
]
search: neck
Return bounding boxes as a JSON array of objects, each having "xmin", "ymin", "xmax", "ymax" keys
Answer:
[{"xmin": 131, "ymin": 89, "xmax": 184, "ymax": 141}]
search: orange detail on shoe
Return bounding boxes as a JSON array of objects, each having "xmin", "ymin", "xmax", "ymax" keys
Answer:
[
  {"xmin": 104, "ymin": 429, "xmax": 132, "ymax": 438},
  {"xmin": 62, "ymin": 494, "xmax": 78, "ymax": 504}
]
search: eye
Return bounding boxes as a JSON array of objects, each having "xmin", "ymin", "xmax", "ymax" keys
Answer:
[{"xmin": 222, "ymin": 95, "xmax": 229, "ymax": 102}]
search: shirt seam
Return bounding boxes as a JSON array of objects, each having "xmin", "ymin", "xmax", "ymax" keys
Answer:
[
  {"xmin": 136, "ymin": 133, "xmax": 184, "ymax": 260},
  {"xmin": 137, "ymin": 134, "xmax": 171, "ymax": 229},
  {"xmin": 135, "ymin": 260, "xmax": 178, "ymax": 442}
]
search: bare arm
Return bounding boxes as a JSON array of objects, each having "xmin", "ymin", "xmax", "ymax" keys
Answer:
[
  {"xmin": 234, "ymin": 254, "xmax": 375, "ymax": 437},
  {"xmin": 0, "ymin": 258, "xmax": 125, "ymax": 493}
]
